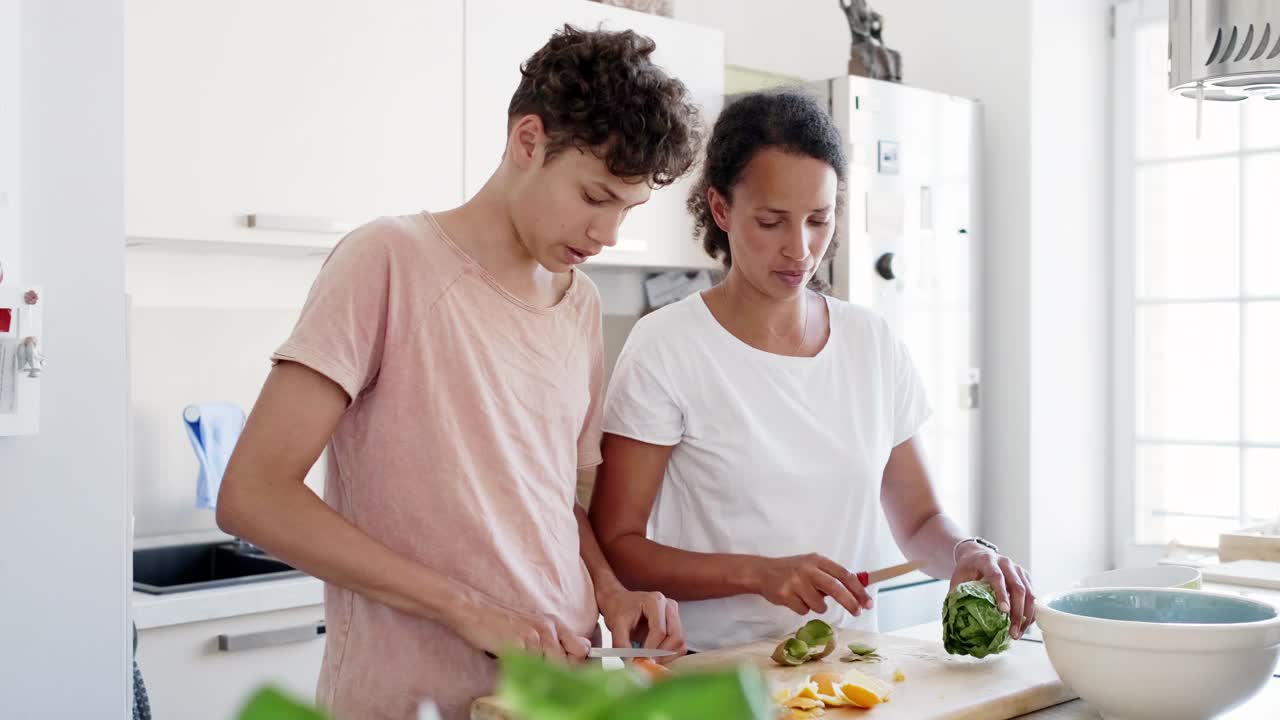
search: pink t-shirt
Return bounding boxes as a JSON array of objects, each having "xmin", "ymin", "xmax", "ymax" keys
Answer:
[{"xmin": 272, "ymin": 212, "xmax": 604, "ymax": 720}]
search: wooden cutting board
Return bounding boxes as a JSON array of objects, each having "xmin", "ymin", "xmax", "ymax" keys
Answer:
[
  {"xmin": 471, "ymin": 627, "xmax": 1075, "ymax": 720},
  {"xmin": 673, "ymin": 628, "xmax": 1074, "ymax": 720},
  {"xmin": 1201, "ymin": 561, "xmax": 1280, "ymax": 591}
]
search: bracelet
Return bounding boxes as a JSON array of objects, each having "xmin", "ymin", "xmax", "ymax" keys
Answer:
[{"xmin": 953, "ymin": 537, "xmax": 999, "ymax": 562}]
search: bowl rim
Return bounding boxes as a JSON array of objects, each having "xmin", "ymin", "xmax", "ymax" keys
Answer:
[
  {"xmin": 1076, "ymin": 564, "xmax": 1203, "ymax": 586},
  {"xmin": 1035, "ymin": 586, "xmax": 1280, "ymax": 631}
]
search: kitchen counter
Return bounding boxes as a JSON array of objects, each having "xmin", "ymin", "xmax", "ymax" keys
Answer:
[
  {"xmin": 887, "ymin": 622, "xmax": 1280, "ymax": 719},
  {"xmin": 132, "ymin": 575, "xmax": 323, "ymax": 629}
]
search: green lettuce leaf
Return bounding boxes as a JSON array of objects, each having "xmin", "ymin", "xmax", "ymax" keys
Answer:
[{"xmin": 942, "ymin": 581, "xmax": 1012, "ymax": 658}]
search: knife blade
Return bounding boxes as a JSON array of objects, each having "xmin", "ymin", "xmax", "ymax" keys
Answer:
[{"xmin": 587, "ymin": 647, "xmax": 676, "ymax": 659}]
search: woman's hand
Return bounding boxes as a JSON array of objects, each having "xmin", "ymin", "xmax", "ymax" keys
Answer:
[
  {"xmin": 950, "ymin": 542, "xmax": 1036, "ymax": 639},
  {"xmin": 751, "ymin": 553, "xmax": 872, "ymax": 617}
]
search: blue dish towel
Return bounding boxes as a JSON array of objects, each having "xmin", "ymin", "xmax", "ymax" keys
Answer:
[{"xmin": 183, "ymin": 403, "xmax": 246, "ymax": 510}]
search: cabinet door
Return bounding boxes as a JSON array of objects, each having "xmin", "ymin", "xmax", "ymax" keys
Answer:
[
  {"xmin": 464, "ymin": 0, "xmax": 722, "ymax": 270},
  {"xmin": 126, "ymin": 0, "xmax": 464, "ymax": 249},
  {"xmin": 137, "ymin": 605, "xmax": 325, "ymax": 720}
]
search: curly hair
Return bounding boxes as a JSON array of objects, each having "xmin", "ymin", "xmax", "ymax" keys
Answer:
[
  {"xmin": 686, "ymin": 90, "xmax": 847, "ymax": 289},
  {"xmin": 508, "ymin": 25, "xmax": 702, "ymax": 188}
]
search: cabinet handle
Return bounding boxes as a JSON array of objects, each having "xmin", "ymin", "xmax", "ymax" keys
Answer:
[
  {"xmin": 245, "ymin": 214, "xmax": 355, "ymax": 235},
  {"xmin": 216, "ymin": 621, "xmax": 325, "ymax": 652}
]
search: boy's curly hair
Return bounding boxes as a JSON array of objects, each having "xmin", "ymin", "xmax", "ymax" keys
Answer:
[{"xmin": 508, "ymin": 25, "xmax": 702, "ymax": 188}]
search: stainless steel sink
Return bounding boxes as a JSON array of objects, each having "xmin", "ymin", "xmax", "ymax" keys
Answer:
[{"xmin": 133, "ymin": 541, "xmax": 304, "ymax": 594}]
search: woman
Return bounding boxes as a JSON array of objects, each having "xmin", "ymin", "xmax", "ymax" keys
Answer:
[{"xmin": 588, "ymin": 90, "xmax": 1034, "ymax": 652}]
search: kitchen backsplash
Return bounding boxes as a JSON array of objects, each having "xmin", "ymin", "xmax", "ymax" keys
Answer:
[
  {"xmin": 125, "ymin": 254, "xmax": 655, "ymax": 541},
  {"xmin": 127, "ymin": 249, "xmax": 327, "ymax": 540},
  {"xmin": 128, "ymin": 304, "xmax": 326, "ymax": 539}
]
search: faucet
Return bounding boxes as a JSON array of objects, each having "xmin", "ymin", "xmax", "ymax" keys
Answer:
[
  {"xmin": 17, "ymin": 336, "xmax": 44, "ymax": 379},
  {"xmin": 230, "ymin": 537, "xmax": 262, "ymax": 555}
]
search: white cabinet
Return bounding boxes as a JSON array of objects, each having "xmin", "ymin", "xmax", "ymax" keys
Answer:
[
  {"xmin": 125, "ymin": 0, "xmax": 464, "ymax": 250},
  {"xmin": 464, "ymin": 0, "xmax": 723, "ymax": 270},
  {"xmin": 137, "ymin": 605, "xmax": 325, "ymax": 720}
]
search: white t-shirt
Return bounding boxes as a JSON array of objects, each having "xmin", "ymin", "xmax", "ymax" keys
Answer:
[{"xmin": 603, "ymin": 292, "xmax": 932, "ymax": 651}]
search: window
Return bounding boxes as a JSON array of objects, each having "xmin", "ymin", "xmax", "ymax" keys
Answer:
[{"xmin": 1113, "ymin": 1, "xmax": 1280, "ymax": 560}]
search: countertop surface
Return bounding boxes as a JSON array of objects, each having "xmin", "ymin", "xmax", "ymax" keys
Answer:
[
  {"xmin": 132, "ymin": 575, "xmax": 323, "ymax": 629},
  {"xmin": 887, "ymin": 621, "xmax": 1280, "ymax": 719},
  {"xmin": 474, "ymin": 578, "xmax": 1280, "ymax": 720}
]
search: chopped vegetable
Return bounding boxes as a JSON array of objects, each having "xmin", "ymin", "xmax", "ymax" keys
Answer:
[
  {"xmin": 770, "ymin": 620, "xmax": 836, "ymax": 667},
  {"xmin": 772, "ymin": 637, "xmax": 813, "ymax": 666},
  {"xmin": 772, "ymin": 670, "xmax": 892, "ymax": 715},
  {"xmin": 631, "ymin": 657, "xmax": 673, "ymax": 681},
  {"xmin": 841, "ymin": 642, "xmax": 885, "ymax": 663},
  {"xmin": 795, "ymin": 620, "xmax": 833, "ymax": 647}
]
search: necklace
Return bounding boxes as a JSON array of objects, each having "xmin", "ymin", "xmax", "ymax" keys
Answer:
[{"xmin": 793, "ymin": 292, "xmax": 811, "ymax": 356}]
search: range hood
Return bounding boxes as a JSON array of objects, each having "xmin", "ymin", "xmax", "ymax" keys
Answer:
[{"xmin": 1169, "ymin": 0, "xmax": 1280, "ymax": 102}]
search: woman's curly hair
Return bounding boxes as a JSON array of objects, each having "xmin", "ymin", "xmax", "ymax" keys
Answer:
[
  {"xmin": 508, "ymin": 25, "xmax": 702, "ymax": 188},
  {"xmin": 687, "ymin": 90, "xmax": 847, "ymax": 290}
]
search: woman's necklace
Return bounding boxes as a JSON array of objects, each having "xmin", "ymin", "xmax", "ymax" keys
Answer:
[{"xmin": 792, "ymin": 292, "xmax": 811, "ymax": 356}]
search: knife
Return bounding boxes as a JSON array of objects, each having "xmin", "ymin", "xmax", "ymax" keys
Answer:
[
  {"xmin": 588, "ymin": 647, "xmax": 677, "ymax": 659},
  {"xmin": 484, "ymin": 647, "xmax": 676, "ymax": 660},
  {"xmin": 856, "ymin": 561, "xmax": 920, "ymax": 587}
]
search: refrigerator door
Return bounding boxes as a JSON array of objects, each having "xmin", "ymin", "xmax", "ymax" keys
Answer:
[{"xmin": 811, "ymin": 76, "xmax": 982, "ymax": 577}]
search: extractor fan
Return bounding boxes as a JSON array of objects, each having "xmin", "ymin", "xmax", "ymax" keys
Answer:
[{"xmin": 1170, "ymin": 0, "xmax": 1280, "ymax": 103}]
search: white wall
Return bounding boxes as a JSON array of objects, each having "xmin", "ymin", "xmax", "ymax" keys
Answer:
[
  {"xmin": 870, "ymin": 0, "xmax": 1038, "ymax": 578},
  {"xmin": 0, "ymin": 0, "xmax": 18, "ymax": 274},
  {"xmin": 675, "ymin": 0, "xmax": 850, "ymax": 80},
  {"xmin": 0, "ymin": 0, "xmax": 131, "ymax": 716},
  {"xmin": 1026, "ymin": 0, "xmax": 1111, "ymax": 591},
  {"xmin": 680, "ymin": 0, "xmax": 1111, "ymax": 591}
]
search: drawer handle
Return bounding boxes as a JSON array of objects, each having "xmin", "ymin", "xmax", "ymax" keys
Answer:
[
  {"xmin": 245, "ymin": 214, "xmax": 355, "ymax": 235},
  {"xmin": 217, "ymin": 621, "xmax": 325, "ymax": 652}
]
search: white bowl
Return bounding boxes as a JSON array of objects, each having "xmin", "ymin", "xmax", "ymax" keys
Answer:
[
  {"xmin": 1077, "ymin": 565, "xmax": 1202, "ymax": 590},
  {"xmin": 1036, "ymin": 587, "xmax": 1280, "ymax": 720}
]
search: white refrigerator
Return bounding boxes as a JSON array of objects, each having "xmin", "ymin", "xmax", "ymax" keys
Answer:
[{"xmin": 807, "ymin": 75, "xmax": 983, "ymax": 630}]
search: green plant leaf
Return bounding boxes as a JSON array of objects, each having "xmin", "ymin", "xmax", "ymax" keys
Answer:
[
  {"xmin": 497, "ymin": 652, "xmax": 642, "ymax": 720},
  {"xmin": 499, "ymin": 652, "xmax": 772, "ymax": 720},
  {"xmin": 237, "ymin": 687, "xmax": 328, "ymax": 720}
]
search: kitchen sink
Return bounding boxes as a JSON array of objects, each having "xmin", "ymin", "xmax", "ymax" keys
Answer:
[{"xmin": 133, "ymin": 541, "xmax": 304, "ymax": 594}]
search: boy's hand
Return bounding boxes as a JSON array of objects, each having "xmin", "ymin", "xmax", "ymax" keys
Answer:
[
  {"xmin": 455, "ymin": 598, "xmax": 590, "ymax": 663},
  {"xmin": 598, "ymin": 588, "xmax": 686, "ymax": 663}
]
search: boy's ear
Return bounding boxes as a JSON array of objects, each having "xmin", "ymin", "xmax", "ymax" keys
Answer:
[{"xmin": 508, "ymin": 114, "xmax": 547, "ymax": 171}]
